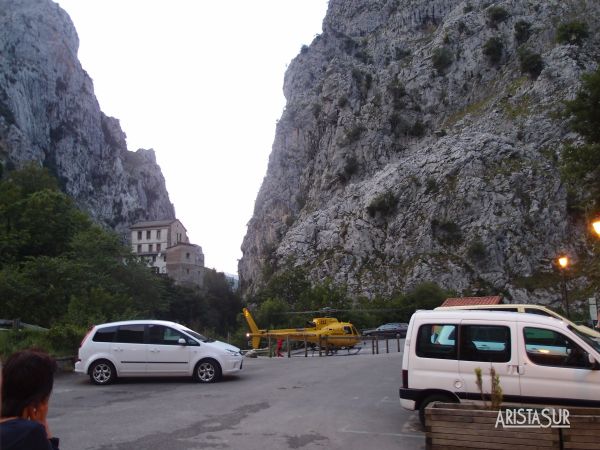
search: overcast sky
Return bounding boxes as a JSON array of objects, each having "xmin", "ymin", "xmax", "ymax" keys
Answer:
[{"xmin": 55, "ymin": 0, "xmax": 329, "ymax": 275}]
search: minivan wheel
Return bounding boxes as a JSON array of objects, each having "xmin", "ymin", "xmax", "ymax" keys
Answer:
[
  {"xmin": 194, "ymin": 359, "xmax": 222, "ymax": 383},
  {"xmin": 418, "ymin": 393, "xmax": 457, "ymax": 426},
  {"xmin": 89, "ymin": 360, "xmax": 116, "ymax": 385}
]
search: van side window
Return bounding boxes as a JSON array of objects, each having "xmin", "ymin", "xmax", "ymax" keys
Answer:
[
  {"xmin": 416, "ymin": 324, "xmax": 457, "ymax": 360},
  {"xmin": 115, "ymin": 324, "xmax": 145, "ymax": 344},
  {"xmin": 524, "ymin": 327, "xmax": 591, "ymax": 369},
  {"xmin": 93, "ymin": 326, "xmax": 117, "ymax": 342},
  {"xmin": 459, "ymin": 325, "xmax": 511, "ymax": 362}
]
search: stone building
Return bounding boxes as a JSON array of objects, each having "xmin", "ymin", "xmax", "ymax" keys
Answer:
[{"xmin": 130, "ymin": 219, "xmax": 205, "ymax": 288}]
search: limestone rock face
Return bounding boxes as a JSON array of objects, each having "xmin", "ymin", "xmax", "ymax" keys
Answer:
[
  {"xmin": 240, "ymin": 0, "xmax": 600, "ymax": 301},
  {"xmin": 0, "ymin": 0, "xmax": 174, "ymax": 234}
]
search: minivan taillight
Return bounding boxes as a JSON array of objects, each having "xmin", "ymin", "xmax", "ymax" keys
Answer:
[{"xmin": 402, "ymin": 369, "xmax": 408, "ymax": 388}]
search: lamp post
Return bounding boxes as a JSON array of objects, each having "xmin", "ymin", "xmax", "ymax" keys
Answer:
[
  {"xmin": 557, "ymin": 256, "xmax": 570, "ymax": 319},
  {"xmin": 593, "ymin": 220, "xmax": 600, "ymax": 238}
]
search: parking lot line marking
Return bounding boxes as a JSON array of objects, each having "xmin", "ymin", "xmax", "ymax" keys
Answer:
[{"xmin": 339, "ymin": 425, "xmax": 423, "ymax": 439}]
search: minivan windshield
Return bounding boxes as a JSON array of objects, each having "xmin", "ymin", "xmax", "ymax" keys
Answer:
[
  {"xmin": 181, "ymin": 327, "xmax": 213, "ymax": 343},
  {"xmin": 569, "ymin": 325, "xmax": 600, "ymax": 353}
]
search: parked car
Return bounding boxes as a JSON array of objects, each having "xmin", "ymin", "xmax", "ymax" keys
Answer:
[
  {"xmin": 399, "ymin": 310, "xmax": 600, "ymax": 425},
  {"xmin": 435, "ymin": 303, "xmax": 600, "ymax": 339},
  {"xmin": 75, "ymin": 320, "xmax": 244, "ymax": 385},
  {"xmin": 363, "ymin": 322, "xmax": 408, "ymax": 338}
]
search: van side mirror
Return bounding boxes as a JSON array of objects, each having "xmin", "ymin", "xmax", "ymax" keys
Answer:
[
  {"xmin": 588, "ymin": 353, "xmax": 600, "ymax": 370},
  {"xmin": 178, "ymin": 338, "xmax": 187, "ymax": 346}
]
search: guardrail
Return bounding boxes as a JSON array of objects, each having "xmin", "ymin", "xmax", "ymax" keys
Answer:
[{"xmin": 249, "ymin": 333, "xmax": 404, "ymax": 357}]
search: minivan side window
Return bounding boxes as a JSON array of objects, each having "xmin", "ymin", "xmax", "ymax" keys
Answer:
[
  {"xmin": 93, "ymin": 326, "xmax": 117, "ymax": 342},
  {"xmin": 524, "ymin": 327, "xmax": 592, "ymax": 369},
  {"xmin": 115, "ymin": 324, "xmax": 145, "ymax": 344},
  {"xmin": 416, "ymin": 324, "xmax": 457, "ymax": 360},
  {"xmin": 459, "ymin": 325, "xmax": 511, "ymax": 362},
  {"xmin": 148, "ymin": 325, "xmax": 190, "ymax": 345}
]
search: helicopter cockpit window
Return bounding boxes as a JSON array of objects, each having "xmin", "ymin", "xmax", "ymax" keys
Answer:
[{"xmin": 343, "ymin": 326, "xmax": 352, "ymax": 334}]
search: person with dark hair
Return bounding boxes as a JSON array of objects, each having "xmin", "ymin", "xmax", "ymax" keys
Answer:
[{"xmin": 0, "ymin": 349, "xmax": 59, "ymax": 450}]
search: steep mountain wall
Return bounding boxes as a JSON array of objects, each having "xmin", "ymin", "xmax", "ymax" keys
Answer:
[
  {"xmin": 240, "ymin": 0, "xmax": 600, "ymax": 302},
  {"xmin": 0, "ymin": 0, "xmax": 174, "ymax": 234}
]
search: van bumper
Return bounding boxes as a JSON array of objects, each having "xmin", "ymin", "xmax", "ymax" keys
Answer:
[{"xmin": 399, "ymin": 388, "xmax": 418, "ymax": 410}]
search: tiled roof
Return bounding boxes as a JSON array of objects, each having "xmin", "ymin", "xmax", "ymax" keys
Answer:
[
  {"xmin": 130, "ymin": 219, "xmax": 178, "ymax": 229},
  {"xmin": 440, "ymin": 296, "xmax": 503, "ymax": 307}
]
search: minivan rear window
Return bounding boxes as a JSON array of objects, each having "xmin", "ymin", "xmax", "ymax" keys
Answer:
[{"xmin": 93, "ymin": 326, "xmax": 117, "ymax": 342}]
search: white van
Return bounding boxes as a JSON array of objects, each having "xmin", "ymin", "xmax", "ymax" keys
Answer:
[
  {"xmin": 75, "ymin": 320, "xmax": 244, "ymax": 385},
  {"xmin": 435, "ymin": 303, "xmax": 600, "ymax": 339},
  {"xmin": 399, "ymin": 310, "xmax": 600, "ymax": 425}
]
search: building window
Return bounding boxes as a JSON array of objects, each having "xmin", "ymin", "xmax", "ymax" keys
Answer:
[
  {"xmin": 146, "ymin": 230, "xmax": 151, "ymax": 240},
  {"xmin": 157, "ymin": 243, "xmax": 161, "ymax": 252},
  {"xmin": 157, "ymin": 230, "xmax": 161, "ymax": 239},
  {"xmin": 137, "ymin": 244, "xmax": 142, "ymax": 253},
  {"xmin": 163, "ymin": 255, "xmax": 167, "ymax": 261},
  {"xmin": 149, "ymin": 244, "xmax": 153, "ymax": 252},
  {"xmin": 186, "ymin": 269, "xmax": 189, "ymax": 274},
  {"xmin": 152, "ymin": 255, "xmax": 156, "ymax": 262},
  {"xmin": 137, "ymin": 231, "xmax": 142, "ymax": 240},
  {"xmin": 186, "ymin": 252, "xmax": 190, "ymax": 259}
]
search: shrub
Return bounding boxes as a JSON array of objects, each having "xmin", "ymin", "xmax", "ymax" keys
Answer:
[
  {"xmin": 467, "ymin": 239, "xmax": 487, "ymax": 261},
  {"xmin": 518, "ymin": 48, "xmax": 543, "ymax": 78},
  {"xmin": 463, "ymin": 3, "xmax": 474, "ymax": 13},
  {"xmin": 367, "ymin": 191, "xmax": 397, "ymax": 217},
  {"xmin": 432, "ymin": 47, "xmax": 453, "ymax": 74},
  {"xmin": 409, "ymin": 119, "xmax": 426, "ymax": 137},
  {"xmin": 388, "ymin": 80, "xmax": 407, "ymax": 109},
  {"xmin": 514, "ymin": 20, "xmax": 531, "ymax": 45},
  {"xmin": 343, "ymin": 124, "xmax": 366, "ymax": 145},
  {"xmin": 556, "ymin": 21, "xmax": 589, "ymax": 46},
  {"xmin": 487, "ymin": 6, "xmax": 510, "ymax": 27},
  {"xmin": 483, "ymin": 37, "xmax": 504, "ymax": 64},
  {"xmin": 432, "ymin": 219, "xmax": 463, "ymax": 245}
]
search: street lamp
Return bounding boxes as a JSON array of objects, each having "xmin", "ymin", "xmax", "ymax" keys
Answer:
[
  {"xmin": 557, "ymin": 255, "xmax": 570, "ymax": 319},
  {"xmin": 593, "ymin": 220, "xmax": 600, "ymax": 238}
]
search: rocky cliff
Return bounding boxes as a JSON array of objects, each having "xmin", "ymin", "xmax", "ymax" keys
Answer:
[
  {"xmin": 240, "ymin": 0, "xmax": 600, "ymax": 302},
  {"xmin": 0, "ymin": 0, "xmax": 174, "ymax": 234}
]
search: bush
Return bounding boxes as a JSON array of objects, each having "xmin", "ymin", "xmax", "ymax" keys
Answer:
[
  {"xmin": 514, "ymin": 20, "xmax": 531, "ymax": 45},
  {"xmin": 518, "ymin": 48, "xmax": 543, "ymax": 78},
  {"xmin": 367, "ymin": 191, "xmax": 397, "ymax": 217},
  {"xmin": 432, "ymin": 47, "xmax": 453, "ymax": 74},
  {"xmin": 432, "ymin": 219, "xmax": 463, "ymax": 245},
  {"xmin": 483, "ymin": 37, "xmax": 504, "ymax": 64},
  {"xmin": 556, "ymin": 21, "xmax": 589, "ymax": 46},
  {"xmin": 467, "ymin": 239, "xmax": 487, "ymax": 261},
  {"xmin": 409, "ymin": 119, "xmax": 426, "ymax": 137},
  {"xmin": 487, "ymin": 6, "xmax": 510, "ymax": 27},
  {"xmin": 342, "ymin": 124, "xmax": 366, "ymax": 145}
]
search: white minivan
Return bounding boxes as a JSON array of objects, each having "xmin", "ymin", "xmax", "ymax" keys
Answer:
[
  {"xmin": 399, "ymin": 310, "xmax": 600, "ymax": 425},
  {"xmin": 75, "ymin": 320, "xmax": 244, "ymax": 385}
]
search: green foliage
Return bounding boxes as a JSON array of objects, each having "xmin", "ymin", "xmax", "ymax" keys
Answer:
[
  {"xmin": 409, "ymin": 119, "xmax": 426, "ymax": 137},
  {"xmin": 432, "ymin": 219, "xmax": 463, "ymax": 245},
  {"xmin": 367, "ymin": 191, "xmax": 397, "ymax": 217},
  {"xmin": 518, "ymin": 48, "xmax": 543, "ymax": 78},
  {"xmin": 432, "ymin": 47, "xmax": 453, "ymax": 74},
  {"xmin": 514, "ymin": 20, "xmax": 531, "ymax": 45},
  {"xmin": 483, "ymin": 37, "xmax": 503, "ymax": 64},
  {"xmin": 561, "ymin": 67, "xmax": 600, "ymax": 212},
  {"xmin": 486, "ymin": 6, "xmax": 509, "ymax": 27},
  {"xmin": 467, "ymin": 239, "xmax": 487, "ymax": 261},
  {"xmin": 0, "ymin": 166, "xmax": 241, "ymax": 353},
  {"xmin": 342, "ymin": 123, "xmax": 366, "ymax": 146},
  {"xmin": 388, "ymin": 79, "xmax": 407, "ymax": 109},
  {"xmin": 556, "ymin": 21, "xmax": 589, "ymax": 46},
  {"xmin": 463, "ymin": 3, "xmax": 474, "ymax": 13}
]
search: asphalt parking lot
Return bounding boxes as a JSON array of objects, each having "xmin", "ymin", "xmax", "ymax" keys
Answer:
[{"xmin": 49, "ymin": 346, "xmax": 424, "ymax": 450}]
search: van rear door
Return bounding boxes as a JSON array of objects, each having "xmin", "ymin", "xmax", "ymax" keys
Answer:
[{"xmin": 457, "ymin": 319, "xmax": 521, "ymax": 404}]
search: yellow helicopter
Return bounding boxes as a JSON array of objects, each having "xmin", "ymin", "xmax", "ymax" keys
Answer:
[{"xmin": 242, "ymin": 307, "xmax": 361, "ymax": 351}]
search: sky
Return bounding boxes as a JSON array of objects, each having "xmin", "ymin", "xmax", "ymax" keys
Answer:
[{"xmin": 55, "ymin": 0, "xmax": 329, "ymax": 275}]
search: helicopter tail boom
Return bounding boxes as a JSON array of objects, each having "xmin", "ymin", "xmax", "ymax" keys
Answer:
[{"xmin": 243, "ymin": 308, "xmax": 262, "ymax": 349}]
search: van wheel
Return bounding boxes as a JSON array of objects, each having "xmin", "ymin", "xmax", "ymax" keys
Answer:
[
  {"xmin": 194, "ymin": 359, "xmax": 222, "ymax": 383},
  {"xmin": 418, "ymin": 393, "xmax": 456, "ymax": 426},
  {"xmin": 89, "ymin": 360, "xmax": 116, "ymax": 385}
]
